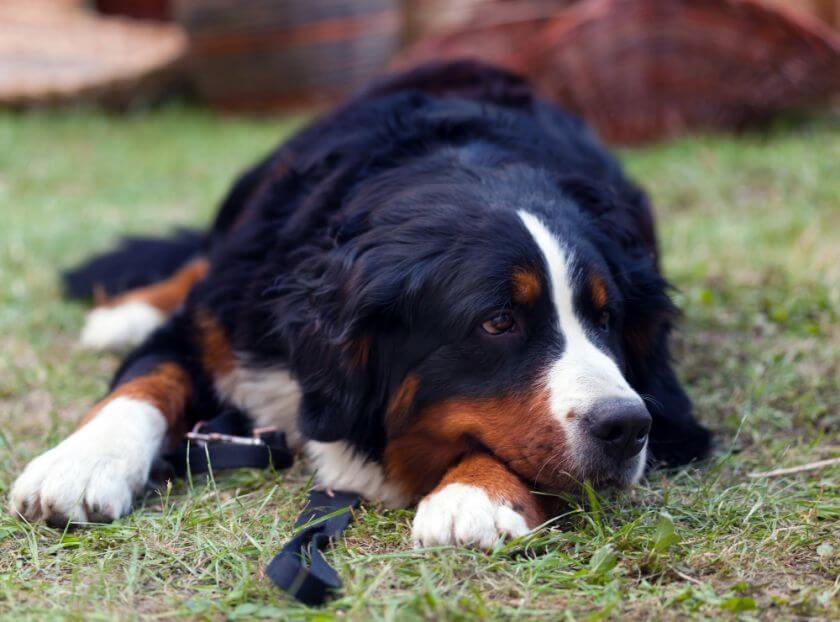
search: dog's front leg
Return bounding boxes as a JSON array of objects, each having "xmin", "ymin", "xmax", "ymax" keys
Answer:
[
  {"xmin": 411, "ymin": 452, "xmax": 544, "ymax": 549},
  {"xmin": 9, "ymin": 323, "xmax": 196, "ymax": 526}
]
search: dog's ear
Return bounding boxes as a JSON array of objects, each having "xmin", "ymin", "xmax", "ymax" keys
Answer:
[
  {"xmin": 616, "ymin": 257, "xmax": 712, "ymax": 466},
  {"xmin": 287, "ymin": 219, "xmax": 439, "ymax": 444}
]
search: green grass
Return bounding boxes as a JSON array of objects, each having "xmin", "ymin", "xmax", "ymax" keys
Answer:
[{"xmin": 0, "ymin": 107, "xmax": 838, "ymax": 620}]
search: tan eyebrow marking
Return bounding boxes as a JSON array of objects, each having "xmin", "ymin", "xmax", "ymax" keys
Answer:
[
  {"xmin": 590, "ymin": 272, "xmax": 608, "ymax": 309},
  {"xmin": 512, "ymin": 267, "xmax": 542, "ymax": 306}
]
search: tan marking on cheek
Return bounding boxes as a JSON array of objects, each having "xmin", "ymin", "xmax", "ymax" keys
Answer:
[
  {"xmin": 435, "ymin": 453, "xmax": 544, "ymax": 528},
  {"xmin": 590, "ymin": 272, "xmax": 608, "ymax": 309},
  {"xmin": 512, "ymin": 268, "xmax": 541, "ymax": 306},
  {"xmin": 99, "ymin": 258, "xmax": 209, "ymax": 313},
  {"xmin": 385, "ymin": 374, "xmax": 419, "ymax": 437},
  {"xmin": 384, "ymin": 389, "xmax": 575, "ymax": 499},
  {"xmin": 195, "ymin": 309, "xmax": 235, "ymax": 377},
  {"xmin": 78, "ymin": 363, "xmax": 191, "ymax": 435}
]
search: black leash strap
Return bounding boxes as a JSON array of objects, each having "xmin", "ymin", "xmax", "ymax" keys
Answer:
[
  {"xmin": 162, "ymin": 410, "xmax": 360, "ymax": 606},
  {"xmin": 265, "ymin": 490, "xmax": 361, "ymax": 606},
  {"xmin": 166, "ymin": 412, "xmax": 295, "ymax": 475}
]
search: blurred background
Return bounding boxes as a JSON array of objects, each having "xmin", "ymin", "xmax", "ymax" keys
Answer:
[{"xmin": 1, "ymin": 0, "xmax": 838, "ymax": 144}]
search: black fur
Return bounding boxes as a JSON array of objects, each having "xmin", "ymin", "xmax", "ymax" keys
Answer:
[{"xmin": 88, "ymin": 61, "xmax": 711, "ymax": 480}]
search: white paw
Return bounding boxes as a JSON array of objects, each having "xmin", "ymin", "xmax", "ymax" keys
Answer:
[
  {"xmin": 80, "ymin": 301, "xmax": 165, "ymax": 351},
  {"xmin": 9, "ymin": 397, "xmax": 166, "ymax": 525},
  {"xmin": 412, "ymin": 483, "xmax": 530, "ymax": 549}
]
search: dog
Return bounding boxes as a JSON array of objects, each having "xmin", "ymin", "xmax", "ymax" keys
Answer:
[{"xmin": 9, "ymin": 61, "xmax": 710, "ymax": 547}]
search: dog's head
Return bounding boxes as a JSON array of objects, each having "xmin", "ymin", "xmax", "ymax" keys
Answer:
[{"xmin": 289, "ymin": 154, "xmax": 683, "ymax": 499}]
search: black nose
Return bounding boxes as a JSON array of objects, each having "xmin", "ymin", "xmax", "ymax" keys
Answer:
[{"xmin": 588, "ymin": 400, "xmax": 652, "ymax": 461}]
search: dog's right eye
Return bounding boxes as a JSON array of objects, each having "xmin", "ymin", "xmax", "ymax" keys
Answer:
[{"xmin": 482, "ymin": 311, "xmax": 516, "ymax": 335}]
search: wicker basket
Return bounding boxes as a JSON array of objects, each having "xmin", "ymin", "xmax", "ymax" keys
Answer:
[
  {"xmin": 403, "ymin": 0, "xmax": 576, "ymax": 43},
  {"xmin": 397, "ymin": 0, "xmax": 840, "ymax": 143},
  {"xmin": 174, "ymin": 0, "xmax": 401, "ymax": 111},
  {"xmin": 769, "ymin": 0, "xmax": 840, "ymax": 30}
]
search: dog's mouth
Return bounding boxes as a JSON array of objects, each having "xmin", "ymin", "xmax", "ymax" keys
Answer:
[
  {"xmin": 579, "ymin": 444, "xmax": 647, "ymax": 488},
  {"xmin": 474, "ymin": 435, "xmax": 646, "ymax": 494}
]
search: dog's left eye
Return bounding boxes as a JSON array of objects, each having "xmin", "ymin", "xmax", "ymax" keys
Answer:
[
  {"xmin": 597, "ymin": 310, "xmax": 611, "ymax": 332},
  {"xmin": 482, "ymin": 311, "xmax": 516, "ymax": 335}
]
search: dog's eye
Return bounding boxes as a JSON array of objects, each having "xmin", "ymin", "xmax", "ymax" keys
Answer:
[
  {"xmin": 482, "ymin": 311, "xmax": 516, "ymax": 335},
  {"xmin": 597, "ymin": 310, "xmax": 611, "ymax": 332}
]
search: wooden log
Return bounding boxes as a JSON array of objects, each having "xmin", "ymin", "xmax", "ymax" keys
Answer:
[{"xmin": 0, "ymin": 1, "xmax": 186, "ymax": 108}]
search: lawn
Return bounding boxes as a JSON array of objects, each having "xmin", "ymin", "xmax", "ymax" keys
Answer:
[{"xmin": 0, "ymin": 107, "xmax": 837, "ymax": 621}]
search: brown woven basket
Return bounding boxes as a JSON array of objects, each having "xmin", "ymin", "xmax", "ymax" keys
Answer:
[
  {"xmin": 769, "ymin": 0, "xmax": 840, "ymax": 30},
  {"xmin": 403, "ymin": 0, "xmax": 577, "ymax": 43},
  {"xmin": 397, "ymin": 0, "xmax": 840, "ymax": 143},
  {"xmin": 174, "ymin": 0, "xmax": 401, "ymax": 111}
]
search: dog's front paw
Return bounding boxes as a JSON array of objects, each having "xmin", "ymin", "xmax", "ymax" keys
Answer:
[
  {"xmin": 9, "ymin": 397, "xmax": 165, "ymax": 526},
  {"xmin": 412, "ymin": 483, "xmax": 531, "ymax": 549},
  {"xmin": 10, "ymin": 449, "xmax": 136, "ymax": 525}
]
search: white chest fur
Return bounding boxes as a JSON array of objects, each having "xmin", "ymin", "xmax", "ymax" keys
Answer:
[{"xmin": 214, "ymin": 365, "xmax": 303, "ymax": 449}]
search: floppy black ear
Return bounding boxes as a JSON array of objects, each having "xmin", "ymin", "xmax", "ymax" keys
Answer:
[
  {"xmin": 629, "ymin": 324, "xmax": 712, "ymax": 466},
  {"xmin": 619, "ymin": 264, "xmax": 712, "ymax": 467},
  {"xmin": 288, "ymin": 259, "xmax": 392, "ymax": 445},
  {"xmin": 287, "ymin": 216, "xmax": 439, "ymax": 447}
]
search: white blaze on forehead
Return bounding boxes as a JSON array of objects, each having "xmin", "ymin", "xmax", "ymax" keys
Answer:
[{"xmin": 517, "ymin": 211, "xmax": 643, "ymax": 422}]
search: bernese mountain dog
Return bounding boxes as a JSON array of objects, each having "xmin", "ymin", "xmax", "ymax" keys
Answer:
[{"xmin": 9, "ymin": 62, "xmax": 710, "ymax": 548}]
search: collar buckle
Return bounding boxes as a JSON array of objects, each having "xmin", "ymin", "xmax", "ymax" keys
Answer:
[{"xmin": 186, "ymin": 421, "xmax": 278, "ymax": 447}]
